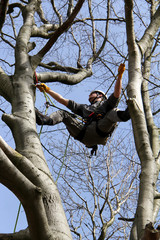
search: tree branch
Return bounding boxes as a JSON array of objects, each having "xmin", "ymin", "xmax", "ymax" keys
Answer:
[
  {"xmin": 0, "ymin": 228, "xmax": 30, "ymax": 240},
  {"xmin": 36, "ymin": 68, "xmax": 92, "ymax": 85},
  {"xmin": 124, "ymin": 0, "xmax": 137, "ymax": 50},
  {"xmin": 15, "ymin": 0, "xmax": 37, "ymax": 69},
  {"xmin": 31, "ymin": 23, "xmax": 59, "ymax": 38},
  {"xmin": 0, "ymin": 0, "xmax": 9, "ymax": 32},
  {"xmin": 0, "ymin": 143, "xmax": 52, "ymax": 240},
  {"xmin": 36, "ymin": 0, "xmax": 85, "ymax": 58},
  {"xmin": 39, "ymin": 61, "xmax": 82, "ymax": 73},
  {"xmin": 138, "ymin": 5, "xmax": 160, "ymax": 55},
  {"xmin": 0, "ymin": 67, "xmax": 13, "ymax": 102},
  {"xmin": 0, "ymin": 136, "xmax": 45, "ymax": 186}
]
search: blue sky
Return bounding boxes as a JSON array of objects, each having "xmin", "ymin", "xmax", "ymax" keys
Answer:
[{"xmin": 0, "ymin": 184, "xmax": 27, "ymax": 233}]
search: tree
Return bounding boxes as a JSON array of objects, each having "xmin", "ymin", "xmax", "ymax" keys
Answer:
[
  {"xmin": 125, "ymin": 0, "xmax": 160, "ymax": 239},
  {"xmin": 0, "ymin": 0, "xmax": 159, "ymax": 240}
]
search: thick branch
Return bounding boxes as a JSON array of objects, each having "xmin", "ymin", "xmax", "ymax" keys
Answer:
[
  {"xmin": 125, "ymin": 0, "xmax": 136, "ymax": 50},
  {"xmin": 0, "ymin": 0, "xmax": 9, "ymax": 32},
  {"xmin": 36, "ymin": 1, "xmax": 48, "ymax": 24},
  {"xmin": 138, "ymin": 5, "xmax": 160, "ymax": 55},
  {"xmin": 0, "ymin": 228, "xmax": 30, "ymax": 240},
  {"xmin": 0, "ymin": 67, "xmax": 13, "ymax": 102},
  {"xmin": 15, "ymin": 0, "xmax": 37, "ymax": 69},
  {"xmin": 0, "ymin": 136, "xmax": 46, "ymax": 187},
  {"xmin": 39, "ymin": 61, "xmax": 81, "ymax": 73},
  {"xmin": 125, "ymin": 0, "xmax": 144, "ymax": 110},
  {"xmin": 36, "ymin": 68, "xmax": 92, "ymax": 85},
  {"xmin": 0, "ymin": 147, "xmax": 52, "ymax": 240},
  {"xmin": 36, "ymin": 0, "xmax": 85, "ymax": 58},
  {"xmin": 31, "ymin": 24, "xmax": 59, "ymax": 38},
  {"xmin": 7, "ymin": 3, "xmax": 24, "ymax": 14},
  {"xmin": 142, "ymin": 47, "xmax": 160, "ymax": 159},
  {"xmin": 127, "ymin": 98, "xmax": 157, "ymax": 239}
]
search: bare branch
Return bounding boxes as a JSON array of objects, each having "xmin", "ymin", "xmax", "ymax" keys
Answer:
[
  {"xmin": 36, "ymin": 1, "xmax": 48, "ymax": 24},
  {"xmin": 39, "ymin": 61, "xmax": 81, "ymax": 73},
  {"xmin": 125, "ymin": 0, "xmax": 137, "ymax": 50},
  {"xmin": 138, "ymin": 5, "xmax": 160, "ymax": 54},
  {"xmin": 0, "ymin": 0, "xmax": 9, "ymax": 32},
  {"xmin": 0, "ymin": 228, "xmax": 30, "ymax": 240},
  {"xmin": 7, "ymin": 2, "xmax": 24, "ymax": 14},
  {"xmin": 37, "ymin": 0, "xmax": 85, "ymax": 58},
  {"xmin": 36, "ymin": 68, "xmax": 92, "ymax": 85},
  {"xmin": 51, "ymin": 0, "xmax": 63, "ymax": 25}
]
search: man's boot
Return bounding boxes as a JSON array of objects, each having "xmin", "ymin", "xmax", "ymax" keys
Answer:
[
  {"xmin": 35, "ymin": 108, "xmax": 53, "ymax": 125},
  {"xmin": 117, "ymin": 107, "xmax": 130, "ymax": 122}
]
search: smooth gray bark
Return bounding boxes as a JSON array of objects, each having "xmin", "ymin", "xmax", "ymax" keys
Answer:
[{"xmin": 125, "ymin": 0, "xmax": 160, "ymax": 239}]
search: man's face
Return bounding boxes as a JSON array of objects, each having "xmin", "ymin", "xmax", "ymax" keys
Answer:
[{"xmin": 89, "ymin": 92, "xmax": 102, "ymax": 104}]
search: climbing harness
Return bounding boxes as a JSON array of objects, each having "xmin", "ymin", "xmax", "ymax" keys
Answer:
[{"xmin": 75, "ymin": 110, "xmax": 117, "ymax": 157}]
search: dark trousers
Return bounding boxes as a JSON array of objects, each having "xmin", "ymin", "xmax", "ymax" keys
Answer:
[{"xmin": 35, "ymin": 108, "xmax": 130, "ymax": 147}]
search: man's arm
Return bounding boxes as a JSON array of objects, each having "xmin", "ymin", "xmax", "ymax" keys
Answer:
[
  {"xmin": 36, "ymin": 83, "xmax": 69, "ymax": 107},
  {"xmin": 114, "ymin": 63, "xmax": 125, "ymax": 98},
  {"xmin": 47, "ymin": 89, "xmax": 69, "ymax": 106},
  {"xmin": 114, "ymin": 75, "xmax": 122, "ymax": 98}
]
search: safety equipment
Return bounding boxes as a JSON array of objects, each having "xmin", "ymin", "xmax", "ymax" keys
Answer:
[
  {"xmin": 75, "ymin": 110, "xmax": 117, "ymax": 157},
  {"xmin": 89, "ymin": 90, "xmax": 107, "ymax": 104},
  {"xmin": 118, "ymin": 63, "xmax": 125, "ymax": 78},
  {"xmin": 36, "ymin": 83, "xmax": 50, "ymax": 93},
  {"xmin": 90, "ymin": 90, "xmax": 107, "ymax": 99}
]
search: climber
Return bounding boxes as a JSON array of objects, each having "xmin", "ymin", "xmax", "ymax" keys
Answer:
[{"xmin": 35, "ymin": 64, "xmax": 130, "ymax": 152}]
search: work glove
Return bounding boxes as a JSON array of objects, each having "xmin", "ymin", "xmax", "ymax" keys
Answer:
[
  {"xmin": 36, "ymin": 83, "xmax": 50, "ymax": 93},
  {"xmin": 118, "ymin": 63, "xmax": 125, "ymax": 78}
]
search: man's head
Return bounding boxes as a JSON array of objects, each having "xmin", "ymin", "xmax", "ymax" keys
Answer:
[{"xmin": 89, "ymin": 90, "xmax": 107, "ymax": 104}]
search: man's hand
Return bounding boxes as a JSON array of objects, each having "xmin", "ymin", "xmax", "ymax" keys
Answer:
[
  {"xmin": 36, "ymin": 83, "xmax": 50, "ymax": 93},
  {"xmin": 118, "ymin": 63, "xmax": 125, "ymax": 78}
]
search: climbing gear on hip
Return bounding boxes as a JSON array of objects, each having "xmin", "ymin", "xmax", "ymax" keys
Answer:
[
  {"xmin": 76, "ymin": 111, "xmax": 111, "ymax": 141},
  {"xmin": 75, "ymin": 111, "xmax": 116, "ymax": 157}
]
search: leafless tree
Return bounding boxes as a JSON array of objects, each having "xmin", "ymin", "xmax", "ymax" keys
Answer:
[{"xmin": 0, "ymin": 0, "xmax": 159, "ymax": 240}]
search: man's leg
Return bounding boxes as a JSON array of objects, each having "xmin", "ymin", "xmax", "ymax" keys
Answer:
[
  {"xmin": 117, "ymin": 108, "xmax": 130, "ymax": 122},
  {"xmin": 35, "ymin": 108, "xmax": 83, "ymax": 138},
  {"xmin": 35, "ymin": 108, "xmax": 53, "ymax": 125},
  {"xmin": 35, "ymin": 108, "xmax": 71, "ymax": 126},
  {"xmin": 36, "ymin": 108, "xmax": 77, "ymax": 126},
  {"xmin": 96, "ymin": 108, "xmax": 130, "ymax": 135}
]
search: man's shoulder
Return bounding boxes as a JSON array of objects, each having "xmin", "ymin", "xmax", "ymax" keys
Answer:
[
  {"xmin": 107, "ymin": 93, "xmax": 119, "ymax": 105},
  {"xmin": 68, "ymin": 99, "xmax": 89, "ymax": 110}
]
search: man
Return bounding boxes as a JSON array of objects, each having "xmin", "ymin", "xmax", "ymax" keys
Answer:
[{"xmin": 35, "ymin": 64, "xmax": 130, "ymax": 151}]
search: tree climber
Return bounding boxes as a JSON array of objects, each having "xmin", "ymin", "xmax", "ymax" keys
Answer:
[{"xmin": 35, "ymin": 64, "xmax": 130, "ymax": 154}]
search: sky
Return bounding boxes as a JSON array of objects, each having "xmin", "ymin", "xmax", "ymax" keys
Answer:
[{"xmin": 0, "ymin": 184, "xmax": 27, "ymax": 233}]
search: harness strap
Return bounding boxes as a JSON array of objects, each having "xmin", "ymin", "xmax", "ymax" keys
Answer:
[{"xmin": 75, "ymin": 113, "xmax": 117, "ymax": 142}]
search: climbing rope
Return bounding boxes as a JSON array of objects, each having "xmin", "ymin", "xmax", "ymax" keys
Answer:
[
  {"xmin": 13, "ymin": 202, "xmax": 21, "ymax": 233},
  {"xmin": 55, "ymin": 134, "xmax": 70, "ymax": 184}
]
